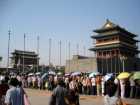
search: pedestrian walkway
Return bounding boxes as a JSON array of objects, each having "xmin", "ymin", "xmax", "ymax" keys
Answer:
[{"xmin": 25, "ymin": 89, "xmax": 140, "ymax": 105}]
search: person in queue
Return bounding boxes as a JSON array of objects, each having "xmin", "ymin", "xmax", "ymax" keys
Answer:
[
  {"xmin": 5, "ymin": 78, "xmax": 19, "ymax": 105},
  {"xmin": 104, "ymin": 78, "xmax": 122, "ymax": 105},
  {"xmin": 0, "ymin": 77, "xmax": 9, "ymax": 105},
  {"xmin": 49, "ymin": 77, "xmax": 68, "ymax": 105}
]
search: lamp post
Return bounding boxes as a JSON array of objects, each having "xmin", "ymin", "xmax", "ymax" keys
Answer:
[
  {"xmin": 7, "ymin": 30, "xmax": 11, "ymax": 73},
  {"xmin": 101, "ymin": 54, "xmax": 104, "ymax": 74},
  {"xmin": 23, "ymin": 33, "xmax": 26, "ymax": 73},
  {"xmin": 49, "ymin": 38, "xmax": 52, "ymax": 67},
  {"xmin": 76, "ymin": 44, "xmax": 79, "ymax": 55},
  {"xmin": 110, "ymin": 56, "xmax": 112, "ymax": 73},
  {"xmin": 76, "ymin": 44, "xmax": 79, "ymax": 70},
  {"xmin": 122, "ymin": 58, "xmax": 125, "ymax": 72},
  {"xmin": 37, "ymin": 36, "xmax": 39, "ymax": 72},
  {"xmin": 59, "ymin": 41, "xmax": 62, "ymax": 66},
  {"xmin": 115, "ymin": 55, "xmax": 118, "ymax": 75},
  {"xmin": 68, "ymin": 42, "xmax": 71, "ymax": 73},
  {"xmin": 106, "ymin": 54, "xmax": 109, "ymax": 73},
  {"xmin": 120, "ymin": 56, "xmax": 126, "ymax": 72},
  {"xmin": 83, "ymin": 46, "xmax": 86, "ymax": 56}
]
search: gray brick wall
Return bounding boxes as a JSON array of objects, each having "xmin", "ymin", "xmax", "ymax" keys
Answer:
[{"xmin": 65, "ymin": 56, "xmax": 97, "ymax": 73}]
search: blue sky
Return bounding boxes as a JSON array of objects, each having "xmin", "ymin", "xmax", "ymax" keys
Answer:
[{"xmin": 0, "ymin": 0, "xmax": 140, "ymax": 66}]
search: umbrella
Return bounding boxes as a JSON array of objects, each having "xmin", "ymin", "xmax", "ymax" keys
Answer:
[
  {"xmin": 41, "ymin": 73, "xmax": 48, "ymax": 79},
  {"xmin": 36, "ymin": 72, "xmax": 41, "ymax": 75},
  {"xmin": 41, "ymin": 73, "xmax": 49, "ymax": 81},
  {"xmin": 57, "ymin": 72, "xmax": 62, "ymax": 75},
  {"xmin": 28, "ymin": 73, "xmax": 34, "ymax": 76},
  {"xmin": 117, "ymin": 72, "xmax": 130, "ymax": 79},
  {"xmin": 65, "ymin": 73, "xmax": 70, "ymax": 76},
  {"xmin": 89, "ymin": 72, "xmax": 100, "ymax": 78},
  {"xmin": 71, "ymin": 72, "xmax": 81, "ymax": 76},
  {"xmin": 132, "ymin": 72, "xmax": 140, "ymax": 80},
  {"xmin": 48, "ymin": 71, "xmax": 56, "ymax": 75},
  {"xmin": 104, "ymin": 73, "xmax": 113, "ymax": 81}
]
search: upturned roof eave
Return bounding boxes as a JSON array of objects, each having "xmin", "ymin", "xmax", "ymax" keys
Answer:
[{"xmin": 93, "ymin": 25, "xmax": 137, "ymax": 37}]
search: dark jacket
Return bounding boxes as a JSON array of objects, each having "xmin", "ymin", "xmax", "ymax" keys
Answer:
[{"xmin": 49, "ymin": 85, "xmax": 68, "ymax": 105}]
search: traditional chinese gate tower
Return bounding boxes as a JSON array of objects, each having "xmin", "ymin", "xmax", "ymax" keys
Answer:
[
  {"xmin": 90, "ymin": 20, "xmax": 140, "ymax": 74},
  {"xmin": 11, "ymin": 50, "xmax": 39, "ymax": 72}
]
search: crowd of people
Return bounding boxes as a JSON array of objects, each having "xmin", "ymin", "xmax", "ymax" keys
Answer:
[{"xmin": 0, "ymin": 72, "xmax": 140, "ymax": 105}]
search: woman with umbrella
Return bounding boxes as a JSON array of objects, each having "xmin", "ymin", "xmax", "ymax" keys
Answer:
[{"xmin": 117, "ymin": 72, "xmax": 130, "ymax": 98}]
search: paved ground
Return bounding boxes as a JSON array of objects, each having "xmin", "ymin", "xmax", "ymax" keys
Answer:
[{"xmin": 25, "ymin": 89, "xmax": 140, "ymax": 105}]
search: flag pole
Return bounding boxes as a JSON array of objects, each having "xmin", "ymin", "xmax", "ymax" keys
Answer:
[
  {"xmin": 83, "ymin": 46, "xmax": 86, "ymax": 56},
  {"xmin": 76, "ymin": 44, "xmax": 79, "ymax": 55},
  {"xmin": 101, "ymin": 53, "xmax": 103, "ymax": 74},
  {"xmin": 7, "ymin": 30, "xmax": 11, "ymax": 73},
  {"xmin": 111, "ymin": 53, "xmax": 112, "ymax": 73},
  {"xmin": 23, "ymin": 33, "xmax": 26, "ymax": 73},
  {"xmin": 106, "ymin": 54, "xmax": 108, "ymax": 74},
  {"xmin": 68, "ymin": 42, "xmax": 71, "ymax": 73},
  {"xmin": 59, "ymin": 41, "xmax": 62, "ymax": 66},
  {"xmin": 49, "ymin": 38, "xmax": 52, "ymax": 67},
  {"xmin": 76, "ymin": 44, "xmax": 79, "ymax": 70},
  {"xmin": 37, "ymin": 36, "xmax": 39, "ymax": 72}
]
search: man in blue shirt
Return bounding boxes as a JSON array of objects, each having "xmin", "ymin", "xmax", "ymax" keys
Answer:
[{"xmin": 5, "ymin": 78, "xmax": 19, "ymax": 105}]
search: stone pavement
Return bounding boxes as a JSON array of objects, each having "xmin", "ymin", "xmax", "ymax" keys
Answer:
[{"xmin": 25, "ymin": 89, "xmax": 140, "ymax": 105}]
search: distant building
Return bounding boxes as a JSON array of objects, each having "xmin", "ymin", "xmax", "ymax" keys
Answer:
[
  {"xmin": 90, "ymin": 19, "xmax": 140, "ymax": 74},
  {"xmin": 65, "ymin": 55, "xmax": 97, "ymax": 73},
  {"xmin": 10, "ymin": 50, "xmax": 39, "ymax": 72}
]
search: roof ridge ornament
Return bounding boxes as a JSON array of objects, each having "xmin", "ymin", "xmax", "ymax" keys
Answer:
[
  {"xmin": 106, "ymin": 19, "xmax": 110, "ymax": 23},
  {"xmin": 102, "ymin": 19, "xmax": 117, "ymax": 28}
]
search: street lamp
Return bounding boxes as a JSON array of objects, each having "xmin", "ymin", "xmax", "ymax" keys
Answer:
[
  {"xmin": 120, "ymin": 56, "xmax": 126, "ymax": 72},
  {"xmin": 23, "ymin": 33, "xmax": 26, "ymax": 73},
  {"xmin": 49, "ymin": 38, "xmax": 52, "ymax": 67},
  {"xmin": 59, "ymin": 40, "xmax": 62, "ymax": 66},
  {"xmin": 37, "ymin": 36, "xmax": 40, "ymax": 72},
  {"xmin": 7, "ymin": 30, "xmax": 11, "ymax": 73},
  {"xmin": 106, "ymin": 54, "xmax": 110, "ymax": 73},
  {"xmin": 68, "ymin": 42, "xmax": 71, "ymax": 73}
]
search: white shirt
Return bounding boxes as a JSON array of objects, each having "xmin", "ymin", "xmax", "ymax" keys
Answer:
[
  {"xmin": 129, "ymin": 78, "xmax": 135, "ymax": 86},
  {"xmin": 91, "ymin": 77, "xmax": 96, "ymax": 86},
  {"xmin": 0, "ymin": 75, "xmax": 5, "ymax": 81},
  {"xmin": 69, "ymin": 81, "xmax": 76, "ymax": 90}
]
